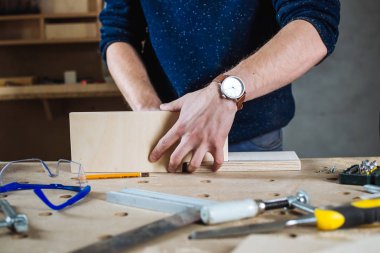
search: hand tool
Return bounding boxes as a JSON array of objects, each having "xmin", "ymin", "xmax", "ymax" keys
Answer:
[
  {"xmin": 360, "ymin": 184, "xmax": 380, "ymax": 200},
  {"xmin": 71, "ymin": 208, "xmax": 200, "ymax": 253},
  {"xmin": 363, "ymin": 184, "xmax": 380, "ymax": 193},
  {"xmin": 201, "ymin": 190, "xmax": 311, "ymax": 224},
  {"xmin": 189, "ymin": 198, "xmax": 380, "ymax": 239},
  {"xmin": 0, "ymin": 199, "xmax": 28, "ymax": 233},
  {"xmin": 73, "ymin": 189, "xmax": 311, "ymax": 252},
  {"xmin": 108, "ymin": 189, "xmax": 310, "ymax": 224}
]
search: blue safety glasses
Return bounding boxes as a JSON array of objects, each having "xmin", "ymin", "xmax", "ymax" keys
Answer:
[{"xmin": 0, "ymin": 159, "xmax": 91, "ymax": 211}]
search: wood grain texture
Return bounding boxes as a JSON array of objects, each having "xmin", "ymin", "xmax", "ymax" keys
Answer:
[
  {"xmin": 1, "ymin": 157, "xmax": 379, "ymax": 253},
  {"xmin": 185, "ymin": 151, "xmax": 301, "ymax": 172},
  {"xmin": 70, "ymin": 111, "xmax": 228, "ymax": 173}
]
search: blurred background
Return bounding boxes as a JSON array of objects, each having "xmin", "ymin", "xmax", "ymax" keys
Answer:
[{"xmin": 0, "ymin": 0, "xmax": 379, "ymax": 160}]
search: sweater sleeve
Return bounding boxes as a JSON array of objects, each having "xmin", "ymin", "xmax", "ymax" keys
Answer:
[
  {"xmin": 99, "ymin": 0, "xmax": 147, "ymax": 62},
  {"xmin": 272, "ymin": 0, "xmax": 340, "ymax": 55}
]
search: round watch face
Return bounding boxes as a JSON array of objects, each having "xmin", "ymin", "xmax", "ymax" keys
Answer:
[{"xmin": 220, "ymin": 76, "xmax": 245, "ymax": 99}]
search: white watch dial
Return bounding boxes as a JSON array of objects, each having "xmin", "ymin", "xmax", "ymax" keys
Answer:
[{"xmin": 220, "ymin": 76, "xmax": 245, "ymax": 99}]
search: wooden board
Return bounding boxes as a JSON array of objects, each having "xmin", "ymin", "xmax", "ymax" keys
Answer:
[
  {"xmin": 45, "ymin": 23, "xmax": 97, "ymax": 40},
  {"xmin": 0, "ymin": 76, "xmax": 34, "ymax": 86},
  {"xmin": 188, "ymin": 151, "xmax": 301, "ymax": 172},
  {"xmin": 0, "ymin": 83, "xmax": 120, "ymax": 100},
  {"xmin": 70, "ymin": 111, "xmax": 228, "ymax": 173}
]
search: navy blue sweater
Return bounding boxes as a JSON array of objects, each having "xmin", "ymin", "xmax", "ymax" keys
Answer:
[{"xmin": 99, "ymin": 0, "xmax": 340, "ymax": 143}]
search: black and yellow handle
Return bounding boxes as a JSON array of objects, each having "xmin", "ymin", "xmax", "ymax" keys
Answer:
[{"xmin": 314, "ymin": 198, "xmax": 380, "ymax": 230}]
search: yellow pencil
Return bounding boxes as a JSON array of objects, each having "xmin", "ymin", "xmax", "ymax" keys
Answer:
[{"xmin": 86, "ymin": 172, "xmax": 149, "ymax": 180}]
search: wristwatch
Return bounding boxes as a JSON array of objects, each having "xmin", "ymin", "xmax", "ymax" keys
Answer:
[{"xmin": 213, "ymin": 74, "xmax": 246, "ymax": 110}]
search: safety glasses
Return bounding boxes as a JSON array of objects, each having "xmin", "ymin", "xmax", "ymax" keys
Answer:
[{"xmin": 0, "ymin": 159, "xmax": 91, "ymax": 211}]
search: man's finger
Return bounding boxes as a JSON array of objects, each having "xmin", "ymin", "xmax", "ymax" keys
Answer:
[
  {"xmin": 149, "ymin": 126, "xmax": 180, "ymax": 162},
  {"xmin": 211, "ymin": 148, "xmax": 224, "ymax": 172},
  {"xmin": 167, "ymin": 140, "xmax": 193, "ymax": 173},
  {"xmin": 160, "ymin": 96, "xmax": 185, "ymax": 111},
  {"xmin": 187, "ymin": 146, "xmax": 207, "ymax": 173}
]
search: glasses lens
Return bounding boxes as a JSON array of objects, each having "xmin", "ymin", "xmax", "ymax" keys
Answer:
[
  {"xmin": 0, "ymin": 159, "xmax": 55, "ymax": 186},
  {"xmin": 57, "ymin": 160, "xmax": 88, "ymax": 189}
]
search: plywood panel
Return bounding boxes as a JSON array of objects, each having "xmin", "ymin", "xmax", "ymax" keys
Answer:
[
  {"xmin": 70, "ymin": 111, "xmax": 228, "ymax": 173},
  {"xmin": 185, "ymin": 151, "xmax": 301, "ymax": 172}
]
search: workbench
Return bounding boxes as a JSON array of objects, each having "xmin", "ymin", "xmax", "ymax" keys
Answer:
[{"xmin": 1, "ymin": 157, "xmax": 380, "ymax": 253}]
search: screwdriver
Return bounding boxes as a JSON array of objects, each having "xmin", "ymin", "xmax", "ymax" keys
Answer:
[{"xmin": 189, "ymin": 198, "xmax": 380, "ymax": 239}]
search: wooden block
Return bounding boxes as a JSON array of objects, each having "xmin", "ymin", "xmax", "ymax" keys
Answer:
[
  {"xmin": 0, "ymin": 76, "xmax": 34, "ymax": 86},
  {"xmin": 40, "ymin": 0, "xmax": 89, "ymax": 13},
  {"xmin": 184, "ymin": 151, "xmax": 301, "ymax": 172},
  {"xmin": 69, "ymin": 111, "xmax": 228, "ymax": 173},
  {"xmin": 45, "ymin": 23, "xmax": 97, "ymax": 40}
]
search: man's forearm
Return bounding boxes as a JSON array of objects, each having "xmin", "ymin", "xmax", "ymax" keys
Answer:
[
  {"xmin": 227, "ymin": 20, "xmax": 328, "ymax": 101},
  {"xmin": 106, "ymin": 42, "xmax": 162, "ymax": 111}
]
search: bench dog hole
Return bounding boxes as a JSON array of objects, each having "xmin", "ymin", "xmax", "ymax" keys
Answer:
[
  {"xmin": 59, "ymin": 194, "xmax": 72, "ymax": 199},
  {"xmin": 114, "ymin": 212, "xmax": 129, "ymax": 217},
  {"xmin": 99, "ymin": 235, "xmax": 113, "ymax": 240},
  {"xmin": 343, "ymin": 192, "xmax": 351, "ymax": 195},
  {"xmin": 138, "ymin": 180, "xmax": 149, "ymax": 184},
  {"xmin": 12, "ymin": 233, "xmax": 28, "ymax": 239},
  {"xmin": 197, "ymin": 193, "xmax": 210, "ymax": 198},
  {"xmin": 289, "ymin": 233, "xmax": 298, "ymax": 238},
  {"xmin": 201, "ymin": 180, "xmax": 211, "ymax": 183},
  {"xmin": 0, "ymin": 194, "xmax": 8, "ymax": 198},
  {"xmin": 38, "ymin": 212, "xmax": 53, "ymax": 216},
  {"xmin": 273, "ymin": 193, "xmax": 280, "ymax": 197}
]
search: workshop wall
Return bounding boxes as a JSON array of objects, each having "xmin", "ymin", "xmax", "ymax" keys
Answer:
[{"xmin": 284, "ymin": 0, "xmax": 380, "ymax": 157}]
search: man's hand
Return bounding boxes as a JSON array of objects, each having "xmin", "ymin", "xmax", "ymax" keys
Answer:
[{"xmin": 149, "ymin": 83, "xmax": 237, "ymax": 173}]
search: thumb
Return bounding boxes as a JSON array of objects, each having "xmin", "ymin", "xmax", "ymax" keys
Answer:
[{"xmin": 160, "ymin": 97, "xmax": 185, "ymax": 111}]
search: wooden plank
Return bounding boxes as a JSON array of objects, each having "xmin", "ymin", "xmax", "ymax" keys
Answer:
[
  {"xmin": 70, "ymin": 111, "xmax": 228, "ymax": 173},
  {"xmin": 189, "ymin": 151, "xmax": 301, "ymax": 172},
  {"xmin": 45, "ymin": 23, "xmax": 97, "ymax": 40},
  {"xmin": 0, "ymin": 76, "xmax": 34, "ymax": 86},
  {"xmin": 0, "ymin": 83, "xmax": 120, "ymax": 100},
  {"xmin": 0, "ymin": 38, "xmax": 99, "ymax": 46}
]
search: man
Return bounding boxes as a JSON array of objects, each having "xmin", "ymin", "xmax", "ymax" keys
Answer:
[{"xmin": 100, "ymin": 0, "xmax": 340, "ymax": 173}]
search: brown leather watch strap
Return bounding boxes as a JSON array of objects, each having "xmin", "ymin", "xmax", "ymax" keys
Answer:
[
  {"xmin": 213, "ymin": 74, "xmax": 228, "ymax": 84},
  {"xmin": 236, "ymin": 92, "xmax": 246, "ymax": 110}
]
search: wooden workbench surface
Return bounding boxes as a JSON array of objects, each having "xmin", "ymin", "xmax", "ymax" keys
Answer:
[{"xmin": 1, "ymin": 157, "xmax": 380, "ymax": 253}]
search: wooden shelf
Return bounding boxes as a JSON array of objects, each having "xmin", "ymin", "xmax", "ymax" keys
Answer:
[
  {"xmin": 0, "ymin": 14, "xmax": 40, "ymax": 21},
  {"xmin": 0, "ymin": 38, "xmax": 100, "ymax": 46},
  {"xmin": 0, "ymin": 83, "xmax": 121, "ymax": 101},
  {"xmin": 0, "ymin": 3, "xmax": 101, "ymax": 46},
  {"xmin": 43, "ymin": 12, "xmax": 99, "ymax": 19}
]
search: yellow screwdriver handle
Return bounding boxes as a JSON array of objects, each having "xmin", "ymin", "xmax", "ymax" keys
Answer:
[{"xmin": 315, "ymin": 198, "xmax": 380, "ymax": 230}]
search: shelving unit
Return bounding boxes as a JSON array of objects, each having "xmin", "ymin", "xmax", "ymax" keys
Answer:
[
  {"xmin": 0, "ymin": 1, "xmax": 102, "ymax": 46},
  {"xmin": 0, "ymin": 0, "xmax": 116, "ymax": 120},
  {"xmin": 0, "ymin": 0, "xmax": 105, "ymax": 87}
]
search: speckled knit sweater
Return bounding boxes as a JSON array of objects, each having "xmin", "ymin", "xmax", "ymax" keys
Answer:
[{"xmin": 99, "ymin": 0, "xmax": 340, "ymax": 143}]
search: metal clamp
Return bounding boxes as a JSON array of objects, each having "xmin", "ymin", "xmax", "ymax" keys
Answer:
[{"xmin": 0, "ymin": 199, "xmax": 28, "ymax": 233}]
